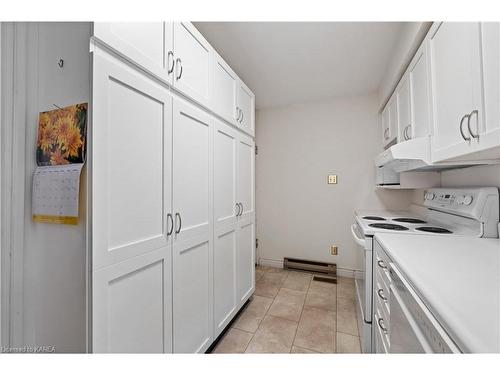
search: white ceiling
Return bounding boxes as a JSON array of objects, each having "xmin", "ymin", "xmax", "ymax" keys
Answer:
[{"xmin": 194, "ymin": 22, "xmax": 406, "ymax": 109}]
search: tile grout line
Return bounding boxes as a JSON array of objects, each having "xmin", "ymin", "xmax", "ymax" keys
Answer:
[
  {"xmin": 243, "ymin": 266, "xmax": 278, "ymax": 353},
  {"xmin": 289, "ymin": 272, "xmax": 312, "ymax": 353}
]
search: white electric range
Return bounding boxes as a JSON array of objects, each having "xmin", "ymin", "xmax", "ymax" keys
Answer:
[{"xmin": 351, "ymin": 187, "xmax": 500, "ymax": 353}]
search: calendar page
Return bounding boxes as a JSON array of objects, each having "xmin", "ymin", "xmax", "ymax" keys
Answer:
[{"xmin": 32, "ymin": 164, "xmax": 84, "ymax": 225}]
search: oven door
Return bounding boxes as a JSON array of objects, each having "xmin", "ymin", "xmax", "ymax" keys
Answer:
[
  {"xmin": 351, "ymin": 223, "xmax": 373, "ymax": 353},
  {"xmin": 351, "ymin": 224, "xmax": 372, "ymax": 323}
]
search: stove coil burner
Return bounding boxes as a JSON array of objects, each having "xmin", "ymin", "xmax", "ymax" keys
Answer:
[
  {"xmin": 369, "ymin": 223, "xmax": 409, "ymax": 231},
  {"xmin": 415, "ymin": 227, "xmax": 453, "ymax": 234},
  {"xmin": 392, "ymin": 218, "xmax": 427, "ymax": 224},
  {"xmin": 362, "ymin": 216, "xmax": 386, "ymax": 221}
]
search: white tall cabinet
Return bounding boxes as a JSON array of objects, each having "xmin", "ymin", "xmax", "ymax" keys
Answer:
[
  {"xmin": 91, "ymin": 47, "xmax": 173, "ymax": 353},
  {"xmin": 172, "ymin": 99, "xmax": 214, "ymax": 353},
  {"xmin": 212, "ymin": 121, "xmax": 255, "ymax": 336},
  {"xmin": 91, "ymin": 22, "xmax": 255, "ymax": 353}
]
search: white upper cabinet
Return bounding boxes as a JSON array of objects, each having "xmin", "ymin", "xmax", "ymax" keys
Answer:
[
  {"xmin": 212, "ymin": 52, "xmax": 239, "ymax": 125},
  {"xmin": 428, "ymin": 22, "xmax": 484, "ymax": 162},
  {"xmin": 93, "ymin": 22, "xmax": 173, "ymax": 82},
  {"xmin": 396, "ymin": 76, "xmax": 411, "ymax": 142},
  {"xmin": 237, "ymin": 80, "xmax": 256, "ymax": 137},
  {"xmin": 478, "ymin": 23, "xmax": 500, "ymax": 159},
  {"xmin": 408, "ymin": 41, "xmax": 432, "ymax": 139},
  {"xmin": 172, "ymin": 22, "xmax": 212, "ymax": 108},
  {"xmin": 94, "ymin": 22, "xmax": 256, "ymax": 138},
  {"xmin": 382, "ymin": 95, "xmax": 398, "ymax": 148}
]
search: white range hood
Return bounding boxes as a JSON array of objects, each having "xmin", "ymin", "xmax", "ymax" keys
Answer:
[
  {"xmin": 375, "ymin": 137, "xmax": 432, "ymax": 172},
  {"xmin": 375, "ymin": 136, "xmax": 484, "ymax": 172}
]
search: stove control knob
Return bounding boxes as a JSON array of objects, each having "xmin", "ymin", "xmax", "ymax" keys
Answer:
[
  {"xmin": 425, "ymin": 192, "xmax": 435, "ymax": 200},
  {"xmin": 463, "ymin": 195, "xmax": 473, "ymax": 205},
  {"xmin": 456, "ymin": 195, "xmax": 465, "ymax": 205}
]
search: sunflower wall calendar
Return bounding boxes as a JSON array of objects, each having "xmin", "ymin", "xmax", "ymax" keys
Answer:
[{"xmin": 32, "ymin": 103, "xmax": 87, "ymax": 225}]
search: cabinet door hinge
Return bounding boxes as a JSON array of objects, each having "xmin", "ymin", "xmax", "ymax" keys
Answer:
[
  {"xmin": 255, "ymin": 145, "xmax": 258, "ymax": 155},
  {"xmin": 256, "ymin": 238, "xmax": 259, "ymax": 248}
]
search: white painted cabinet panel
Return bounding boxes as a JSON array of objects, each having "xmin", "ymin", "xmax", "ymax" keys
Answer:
[
  {"xmin": 172, "ymin": 98, "xmax": 214, "ymax": 353},
  {"xmin": 92, "ymin": 247, "xmax": 172, "ymax": 353},
  {"xmin": 214, "ymin": 227, "xmax": 238, "ymax": 335},
  {"xmin": 238, "ymin": 134, "xmax": 255, "ymax": 219},
  {"xmin": 396, "ymin": 76, "xmax": 411, "ymax": 142},
  {"xmin": 173, "ymin": 22, "xmax": 212, "ymax": 108},
  {"xmin": 429, "ymin": 22, "xmax": 484, "ymax": 162},
  {"xmin": 478, "ymin": 23, "xmax": 500, "ymax": 158},
  {"xmin": 408, "ymin": 42, "xmax": 432, "ymax": 139},
  {"xmin": 93, "ymin": 22, "xmax": 173, "ymax": 82},
  {"xmin": 237, "ymin": 80, "xmax": 256, "ymax": 137},
  {"xmin": 382, "ymin": 96, "xmax": 398, "ymax": 148},
  {"xmin": 237, "ymin": 218, "xmax": 255, "ymax": 304},
  {"xmin": 213, "ymin": 53, "xmax": 239, "ymax": 125},
  {"xmin": 214, "ymin": 120, "xmax": 238, "ymax": 228},
  {"xmin": 92, "ymin": 48, "xmax": 172, "ymax": 270}
]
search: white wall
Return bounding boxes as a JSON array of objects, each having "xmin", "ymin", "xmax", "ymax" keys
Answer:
[
  {"xmin": 255, "ymin": 94, "xmax": 414, "ymax": 273},
  {"xmin": 4, "ymin": 22, "xmax": 90, "ymax": 352}
]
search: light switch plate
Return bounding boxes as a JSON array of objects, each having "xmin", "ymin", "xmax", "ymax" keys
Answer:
[{"xmin": 328, "ymin": 175, "xmax": 337, "ymax": 184}]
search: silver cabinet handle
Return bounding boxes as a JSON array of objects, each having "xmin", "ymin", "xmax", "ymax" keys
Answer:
[
  {"xmin": 236, "ymin": 106, "xmax": 240, "ymax": 121},
  {"xmin": 377, "ymin": 317, "xmax": 388, "ymax": 334},
  {"xmin": 404, "ymin": 125, "xmax": 411, "ymax": 140},
  {"xmin": 377, "ymin": 288, "xmax": 387, "ymax": 301},
  {"xmin": 235, "ymin": 203, "xmax": 241, "ymax": 217},
  {"xmin": 167, "ymin": 213, "xmax": 174, "ymax": 236},
  {"xmin": 175, "ymin": 58, "xmax": 183, "ymax": 80},
  {"xmin": 467, "ymin": 110, "xmax": 479, "ymax": 139},
  {"xmin": 377, "ymin": 260, "xmax": 387, "ymax": 269},
  {"xmin": 167, "ymin": 51, "xmax": 175, "ymax": 74},
  {"xmin": 240, "ymin": 110, "xmax": 244, "ymax": 124},
  {"xmin": 384, "ymin": 128, "xmax": 389, "ymax": 140},
  {"xmin": 175, "ymin": 212, "xmax": 182, "ymax": 234},
  {"xmin": 460, "ymin": 114, "xmax": 471, "ymax": 141},
  {"xmin": 239, "ymin": 203, "xmax": 243, "ymax": 216},
  {"xmin": 403, "ymin": 126, "xmax": 408, "ymax": 140}
]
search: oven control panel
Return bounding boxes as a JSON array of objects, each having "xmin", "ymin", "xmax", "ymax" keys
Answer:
[{"xmin": 423, "ymin": 188, "xmax": 499, "ymax": 225}]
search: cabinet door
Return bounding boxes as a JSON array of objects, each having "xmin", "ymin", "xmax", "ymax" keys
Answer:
[
  {"xmin": 173, "ymin": 22, "xmax": 212, "ymax": 108},
  {"xmin": 93, "ymin": 22, "xmax": 174, "ymax": 83},
  {"xmin": 237, "ymin": 80, "xmax": 256, "ymax": 137},
  {"xmin": 172, "ymin": 98, "xmax": 213, "ymax": 353},
  {"xmin": 213, "ymin": 120, "xmax": 239, "ymax": 335},
  {"xmin": 213, "ymin": 53, "xmax": 239, "ymax": 125},
  {"xmin": 236, "ymin": 134, "xmax": 255, "ymax": 305},
  {"xmin": 381, "ymin": 107, "xmax": 390, "ymax": 146},
  {"xmin": 408, "ymin": 42, "xmax": 432, "ymax": 139},
  {"xmin": 238, "ymin": 134, "xmax": 255, "ymax": 220},
  {"xmin": 237, "ymin": 217, "xmax": 255, "ymax": 305},
  {"xmin": 396, "ymin": 76, "xmax": 411, "ymax": 142},
  {"xmin": 429, "ymin": 22, "xmax": 483, "ymax": 162},
  {"xmin": 92, "ymin": 47, "xmax": 173, "ymax": 352},
  {"xmin": 479, "ymin": 23, "xmax": 500, "ymax": 154}
]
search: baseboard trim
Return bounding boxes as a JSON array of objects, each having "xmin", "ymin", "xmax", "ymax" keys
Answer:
[{"xmin": 258, "ymin": 257, "xmax": 358, "ymax": 278}]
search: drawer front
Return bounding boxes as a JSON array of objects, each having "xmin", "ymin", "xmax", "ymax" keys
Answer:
[{"xmin": 374, "ymin": 309, "xmax": 390, "ymax": 353}]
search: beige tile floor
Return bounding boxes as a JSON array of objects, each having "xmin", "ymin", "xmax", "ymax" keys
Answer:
[{"xmin": 212, "ymin": 265, "xmax": 361, "ymax": 354}]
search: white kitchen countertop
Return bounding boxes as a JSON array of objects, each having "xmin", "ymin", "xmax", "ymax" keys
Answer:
[{"xmin": 374, "ymin": 233, "xmax": 500, "ymax": 353}]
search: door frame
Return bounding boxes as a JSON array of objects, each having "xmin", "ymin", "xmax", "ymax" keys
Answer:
[{"xmin": 1, "ymin": 22, "xmax": 30, "ymax": 349}]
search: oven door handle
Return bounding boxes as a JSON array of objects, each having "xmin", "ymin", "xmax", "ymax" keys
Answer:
[{"xmin": 351, "ymin": 224, "xmax": 365, "ymax": 247}]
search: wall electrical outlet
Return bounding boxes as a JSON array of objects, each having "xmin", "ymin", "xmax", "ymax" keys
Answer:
[
  {"xmin": 328, "ymin": 175, "xmax": 337, "ymax": 184},
  {"xmin": 330, "ymin": 246, "xmax": 338, "ymax": 255}
]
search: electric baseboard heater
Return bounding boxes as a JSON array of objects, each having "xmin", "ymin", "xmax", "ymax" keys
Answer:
[{"xmin": 283, "ymin": 257, "xmax": 337, "ymax": 284}]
